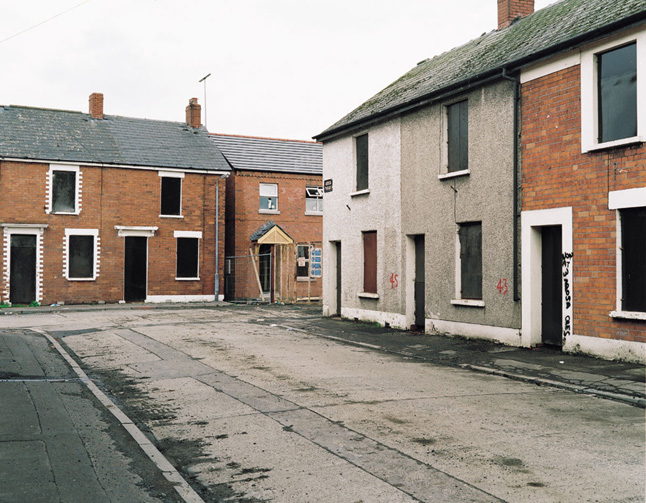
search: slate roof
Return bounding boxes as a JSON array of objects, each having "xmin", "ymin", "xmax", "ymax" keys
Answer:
[
  {"xmin": 212, "ymin": 134, "xmax": 322, "ymax": 176},
  {"xmin": 316, "ymin": 0, "xmax": 646, "ymax": 140},
  {"xmin": 0, "ymin": 105, "xmax": 231, "ymax": 172},
  {"xmin": 250, "ymin": 221, "xmax": 292, "ymax": 242}
]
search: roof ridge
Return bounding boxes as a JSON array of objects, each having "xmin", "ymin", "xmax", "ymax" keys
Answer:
[{"xmin": 212, "ymin": 132, "xmax": 320, "ymax": 144}]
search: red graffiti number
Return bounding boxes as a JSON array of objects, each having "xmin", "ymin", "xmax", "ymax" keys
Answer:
[
  {"xmin": 390, "ymin": 273, "xmax": 399, "ymax": 289},
  {"xmin": 497, "ymin": 278, "xmax": 508, "ymax": 295}
]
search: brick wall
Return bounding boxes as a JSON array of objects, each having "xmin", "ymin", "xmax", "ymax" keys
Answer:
[
  {"xmin": 226, "ymin": 170, "xmax": 323, "ymax": 301},
  {"xmin": 522, "ymin": 65, "xmax": 646, "ymax": 344},
  {"xmin": 0, "ymin": 161, "xmax": 226, "ymax": 304}
]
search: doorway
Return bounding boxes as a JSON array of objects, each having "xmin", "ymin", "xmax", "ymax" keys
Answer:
[
  {"xmin": 258, "ymin": 244, "xmax": 272, "ymax": 302},
  {"xmin": 541, "ymin": 225, "xmax": 562, "ymax": 347},
  {"xmin": 124, "ymin": 236, "xmax": 147, "ymax": 302},
  {"xmin": 10, "ymin": 234, "xmax": 36, "ymax": 305},
  {"xmin": 414, "ymin": 235, "xmax": 425, "ymax": 329},
  {"xmin": 335, "ymin": 242, "xmax": 342, "ymax": 316}
]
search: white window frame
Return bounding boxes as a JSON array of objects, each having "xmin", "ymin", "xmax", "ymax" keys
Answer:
[
  {"xmin": 609, "ymin": 187, "xmax": 646, "ymax": 320},
  {"xmin": 305, "ymin": 186, "xmax": 323, "ymax": 215},
  {"xmin": 159, "ymin": 171, "xmax": 185, "ymax": 218},
  {"xmin": 581, "ymin": 31, "xmax": 646, "ymax": 153},
  {"xmin": 64, "ymin": 228, "xmax": 99, "ymax": 281},
  {"xmin": 47, "ymin": 164, "xmax": 81, "ymax": 215},
  {"xmin": 259, "ymin": 183, "xmax": 279, "ymax": 214},
  {"xmin": 174, "ymin": 230, "xmax": 201, "ymax": 281},
  {"xmin": 351, "ymin": 132, "xmax": 370, "ymax": 197}
]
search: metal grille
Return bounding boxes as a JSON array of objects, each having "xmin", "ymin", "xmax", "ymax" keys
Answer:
[{"xmin": 224, "ymin": 253, "xmax": 272, "ymax": 303}]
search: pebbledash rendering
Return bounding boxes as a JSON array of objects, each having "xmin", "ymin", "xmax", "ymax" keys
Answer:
[
  {"xmin": 315, "ymin": 0, "xmax": 646, "ymax": 362},
  {"xmin": 0, "ymin": 94, "xmax": 230, "ymax": 305}
]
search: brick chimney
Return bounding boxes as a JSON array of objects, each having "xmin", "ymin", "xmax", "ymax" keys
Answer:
[
  {"xmin": 498, "ymin": 0, "xmax": 534, "ymax": 30},
  {"xmin": 186, "ymin": 97, "xmax": 201, "ymax": 128},
  {"xmin": 89, "ymin": 92, "xmax": 104, "ymax": 119}
]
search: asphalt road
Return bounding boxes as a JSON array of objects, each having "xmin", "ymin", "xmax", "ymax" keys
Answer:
[{"xmin": 1, "ymin": 303, "xmax": 644, "ymax": 503}]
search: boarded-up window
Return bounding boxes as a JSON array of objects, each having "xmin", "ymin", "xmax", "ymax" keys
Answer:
[
  {"xmin": 177, "ymin": 237, "xmax": 199, "ymax": 278},
  {"xmin": 161, "ymin": 177, "xmax": 182, "ymax": 216},
  {"xmin": 69, "ymin": 235, "xmax": 94, "ymax": 279},
  {"xmin": 52, "ymin": 170, "xmax": 76, "ymax": 213},
  {"xmin": 598, "ymin": 43, "xmax": 637, "ymax": 143},
  {"xmin": 363, "ymin": 231, "xmax": 377, "ymax": 294},
  {"xmin": 447, "ymin": 100, "xmax": 468, "ymax": 173},
  {"xmin": 459, "ymin": 222, "xmax": 482, "ymax": 300},
  {"xmin": 356, "ymin": 134, "xmax": 369, "ymax": 191},
  {"xmin": 621, "ymin": 207, "xmax": 646, "ymax": 312},
  {"xmin": 297, "ymin": 245, "xmax": 310, "ymax": 279}
]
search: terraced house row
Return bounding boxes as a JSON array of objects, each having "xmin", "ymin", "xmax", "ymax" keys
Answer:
[
  {"xmin": 316, "ymin": 0, "xmax": 646, "ymax": 363},
  {"xmin": 0, "ymin": 96, "xmax": 322, "ymax": 307}
]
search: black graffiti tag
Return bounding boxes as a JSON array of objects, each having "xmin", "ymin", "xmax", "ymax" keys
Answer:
[{"xmin": 562, "ymin": 252, "xmax": 573, "ymax": 337}]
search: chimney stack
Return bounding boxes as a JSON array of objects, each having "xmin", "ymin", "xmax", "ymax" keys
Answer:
[
  {"xmin": 186, "ymin": 98, "xmax": 202, "ymax": 128},
  {"xmin": 498, "ymin": 0, "xmax": 534, "ymax": 30},
  {"xmin": 89, "ymin": 92, "xmax": 104, "ymax": 119}
]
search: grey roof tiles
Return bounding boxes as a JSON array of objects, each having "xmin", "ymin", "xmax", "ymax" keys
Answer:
[
  {"xmin": 0, "ymin": 105, "xmax": 231, "ymax": 172},
  {"xmin": 212, "ymin": 134, "xmax": 322, "ymax": 175},
  {"xmin": 316, "ymin": 0, "xmax": 646, "ymax": 139}
]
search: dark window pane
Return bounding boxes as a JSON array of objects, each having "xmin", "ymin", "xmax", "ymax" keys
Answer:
[
  {"xmin": 356, "ymin": 134, "xmax": 369, "ymax": 191},
  {"xmin": 599, "ymin": 43, "xmax": 637, "ymax": 143},
  {"xmin": 297, "ymin": 245, "xmax": 310, "ymax": 278},
  {"xmin": 363, "ymin": 231, "xmax": 377, "ymax": 293},
  {"xmin": 177, "ymin": 238, "xmax": 199, "ymax": 278},
  {"xmin": 52, "ymin": 171, "xmax": 76, "ymax": 212},
  {"xmin": 622, "ymin": 208, "xmax": 646, "ymax": 311},
  {"xmin": 460, "ymin": 222, "xmax": 482, "ymax": 299},
  {"xmin": 69, "ymin": 235, "xmax": 94, "ymax": 278},
  {"xmin": 447, "ymin": 100, "xmax": 468, "ymax": 173},
  {"xmin": 161, "ymin": 177, "xmax": 182, "ymax": 215}
]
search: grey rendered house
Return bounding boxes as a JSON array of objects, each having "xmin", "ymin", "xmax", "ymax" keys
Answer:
[{"xmin": 315, "ymin": 0, "xmax": 528, "ymax": 343}]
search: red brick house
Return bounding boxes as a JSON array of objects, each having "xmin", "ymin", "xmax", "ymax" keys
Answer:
[
  {"xmin": 520, "ymin": 1, "xmax": 646, "ymax": 362},
  {"xmin": 0, "ymin": 94, "xmax": 230, "ymax": 305},
  {"xmin": 212, "ymin": 134, "xmax": 322, "ymax": 303}
]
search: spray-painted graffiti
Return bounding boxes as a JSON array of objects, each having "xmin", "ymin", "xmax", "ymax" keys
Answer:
[
  {"xmin": 562, "ymin": 252, "xmax": 573, "ymax": 338},
  {"xmin": 389, "ymin": 273, "xmax": 399, "ymax": 289}
]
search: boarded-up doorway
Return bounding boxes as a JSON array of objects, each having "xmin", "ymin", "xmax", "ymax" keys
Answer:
[
  {"xmin": 124, "ymin": 236, "xmax": 147, "ymax": 302},
  {"xmin": 541, "ymin": 225, "xmax": 562, "ymax": 347},
  {"xmin": 10, "ymin": 234, "xmax": 36, "ymax": 305},
  {"xmin": 414, "ymin": 235, "xmax": 425, "ymax": 329}
]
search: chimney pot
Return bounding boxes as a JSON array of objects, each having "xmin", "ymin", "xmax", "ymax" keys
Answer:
[
  {"xmin": 498, "ymin": 0, "xmax": 534, "ymax": 30},
  {"xmin": 89, "ymin": 92, "xmax": 104, "ymax": 119},
  {"xmin": 186, "ymin": 97, "xmax": 202, "ymax": 128}
]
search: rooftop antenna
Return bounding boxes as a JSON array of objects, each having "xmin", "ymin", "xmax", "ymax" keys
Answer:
[{"xmin": 199, "ymin": 73, "xmax": 211, "ymax": 129}]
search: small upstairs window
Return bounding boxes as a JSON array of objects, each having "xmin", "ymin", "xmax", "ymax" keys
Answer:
[
  {"xmin": 160, "ymin": 172, "xmax": 183, "ymax": 217},
  {"xmin": 305, "ymin": 186, "xmax": 323, "ymax": 214},
  {"xmin": 260, "ymin": 183, "xmax": 278, "ymax": 212},
  {"xmin": 355, "ymin": 134, "xmax": 369, "ymax": 192},
  {"xmin": 447, "ymin": 100, "xmax": 468, "ymax": 173},
  {"xmin": 48, "ymin": 165, "xmax": 80, "ymax": 214},
  {"xmin": 598, "ymin": 43, "xmax": 637, "ymax": 144}
]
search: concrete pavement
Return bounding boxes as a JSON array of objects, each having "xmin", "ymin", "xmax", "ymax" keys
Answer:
[{"xmin": 0, "ymin": 302, "xmax": 644, "ymax": 503}]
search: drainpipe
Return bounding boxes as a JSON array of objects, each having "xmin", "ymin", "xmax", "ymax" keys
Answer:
[
  {"xmin": 502, "ymin": 68, "xmax": 520, "ymax": 302},
  {"xmin": 215, "ymin": 173, "xmax": 229, "ymax": 300}
]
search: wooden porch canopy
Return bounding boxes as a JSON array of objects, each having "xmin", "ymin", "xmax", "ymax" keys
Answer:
[{"xmin": 250, "ymin": 221, "xmax": 294, "ymax": 245}]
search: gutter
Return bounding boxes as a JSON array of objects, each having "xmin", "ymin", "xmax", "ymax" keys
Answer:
[
  {"xmin": 315, "ymin": 12, "xmax": 646, "ymax": 142},
  {"xmin": 501, "ymin": 68, "xmax": 520, "ymax": 302}
]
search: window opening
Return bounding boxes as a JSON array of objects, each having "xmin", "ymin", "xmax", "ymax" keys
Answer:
[
  {"xmin": 447, "ymin": 100, "xmax": 468, "ymax": 173},
  {"xmin": 297, "ymin": 245, "xmax": 311, "ymax": 279},
  {"xmin": 355, "ymin": 134, "xmax": 369, "ymax": 191},
  {"xmin": 177, "ymin": 237, "xmax": 199, "ymax": 278},
  {"xmin": 259, "ymin": 183, "xmax": 278, "ymax": 211},
  {"xmin": 459, "ymin": 222, "xmax": 482, "ymax": 300},
  {"xmin": 598, "ymin": 43, "xmax": 637, "ymax": 143},
  {"xmin": 306, "ymin": 186, "xmax": 323, "ymax": 213},
  {"xmin": 68, "ymin": 235, "xmax": 94, "ymax": 279},
  {"xmin": 161, "ymin": 177, "xmax": 182, "ymax": 216},
  {"xmin": 621, "ymin": 207, "xmax": 646, "ymax": 311},
  {"xmin": 52, "ymin": 170, "xmax": 76, "ymax": 213},
  {"xmin": 363, "ymin": 231, "xmax": 377, "ymax": 294}
]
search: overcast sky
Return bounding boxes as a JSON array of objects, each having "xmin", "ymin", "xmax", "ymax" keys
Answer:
[{"xmin": 2, "ymin": 0, "xmax": 554, "ymax": 141}]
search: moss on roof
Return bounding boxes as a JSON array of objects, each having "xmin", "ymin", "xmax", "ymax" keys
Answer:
[{"xmin": 316, "ymin": 0, "xmax": 646, "ymax": 140}]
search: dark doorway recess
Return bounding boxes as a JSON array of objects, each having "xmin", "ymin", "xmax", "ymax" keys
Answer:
[
  {"xmin": 10, "ymin": 234, "xmax": 36, "ymax": 305},
  {"xmin": 541, "ymin": 226, "xmax": 562, "ymax": 347},
  {"xmin": 414, "ymin": 235, "xmax": 425, "ymax": 329},
  {"xmin": 335, "ymin": 242, "xmax": 342, "ymax": 316},
  {"xmin": 124, "ymin": 237, "xmax": 147, "ymax": 302}
]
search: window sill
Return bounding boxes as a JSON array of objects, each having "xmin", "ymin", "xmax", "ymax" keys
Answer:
[
  {"xmin": 610, "ymin": 310, "xmax": 646, "ymax": 321},
  {"xmin": 160, "ymin": 214, "xmax": 184, "ymax": 219},
  {"xmin": 451, "ymin": 299, "xmax": 485, "ymax": 308},
  {"xmin": 438, "ymin": 169, "xmax": 470, "ymax": 180},
  {"xmin": 297, "ymin": 277, "xmax": 314, "ymax": 282},
  {"xmin": 305, "ymin": 211, "xmax": 323, "ymax": 216},
  {"xmin": 358, "ymin": 292, "xmax": 379, "ymax": 299},
  {"xmin": 259, "ymin": 209, "xmax": 280, "ymax": 215},
  {"xmin": 584, "ymin": 135, "xmax": 644, "ymax": 153},
  {"xmin": 48, "ymin": 211, "xmax": 80, "ymax": 216},
  {"xmin": 350, "ymin": 189, "xmax": 370, "ymax": 197},
  {"xmin": 67, "ymin": 277, "xmax": 96, "ymax": 282},
  {"xmin": 176, "ymin": 277, "xmax": 200, "ymax": 281}
]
